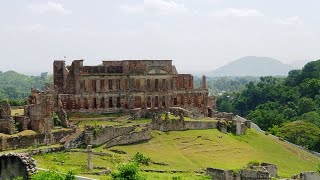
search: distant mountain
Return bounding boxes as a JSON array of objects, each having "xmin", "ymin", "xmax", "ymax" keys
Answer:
[{"xmin": 207, "ymin": 56, "xmax": 295, "ymax": 77}]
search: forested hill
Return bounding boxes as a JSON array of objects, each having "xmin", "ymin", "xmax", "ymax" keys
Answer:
[
  {"xmin": 194, "ymin": 76, "xmax": 260, "ymax": 95},
  {"xmin": 217, "ymin": 59, "xmax": 320, "ymax": 152},
  {"xmin": 207, "ymin": 56, "xmax": 295, "ymax": 77},
  {"xmin": 0, "ymin": 71, "xmax": 52, "ymax": 103}
]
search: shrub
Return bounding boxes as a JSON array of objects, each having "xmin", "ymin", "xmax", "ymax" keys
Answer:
[
  {"xmin": 52, "ymin": 112, "xmax": 62, "ymax": 126},
  {"xmin": 133, "ymin": 152, "xmax": 151, "ymax": 166},
  {"xmin": 247, "ymin": 160, "xmax": 260, "ymax": 168},
  {"xmin": 31, "ymin": 170, "xmax": 76, "ymax": 180},
  {"xmin": 317, "ymin": 163, "xmax": 320, "ymax": 173},
  {"xmin": 111, "ymin": 162, "xmax": 145, "ymax": 180},
  {"xmin": 31, "ymin": 170, "xmax": 64, "ymax": 180},
  {"xmin": 65, "ymin": 171, "xmax": 77, "ymax": 180}
]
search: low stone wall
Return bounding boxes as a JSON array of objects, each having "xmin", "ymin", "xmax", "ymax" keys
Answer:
[
  {"xmin": 206, "ymin": 167, "xmax": 234, "ymax": 180},
  {"xmin": 300, "ymin": 172, "xmax": 320, "ymax": 180},
  {"xmin": 92, "ymin": 126, "xmax": 137, "ymax": 146},
  {"xmin": 239, "ymin": 169, "xmax": 269, "ymax": 180},
  {"xmin": 52, "ymin": 129, "xmax": 73, "ymax": 142},
  {"xmin": 105, "ymin": 126, "xmax": 152, "ymax": 148},
  {"xmin": 83, "ymin": 124, "xmax": 152, "ymax": 148},
  {"xmin": 152, "ymin": 120, "xmax": 217, "ymax": 132},
  {"xmin": 207, "ymin": 163, "xmax": 276, "ymax": 180},
  {"xmin": 0, "ymin": 129, "xmax": 73, "ymax": 151}
]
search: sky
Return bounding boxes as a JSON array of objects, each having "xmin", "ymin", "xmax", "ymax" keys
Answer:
[{"xmin": 0, "ymin": 0, "xmax": 319, "ymax": 75}]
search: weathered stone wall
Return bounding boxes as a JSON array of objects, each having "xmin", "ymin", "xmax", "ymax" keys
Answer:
[
  {"xmin": 0, "ymin": 153, "xmax": 37, "ymax": 180},
  {"xmin": 300, "ymin": 172, "xmax": 320, "ymax": 180},
  {"xmin": 81, "ymin": 125, "xmax": 152, "ymax": 148},
  {"xmin": 207, "ymin": 163, "xmax": 277, "ymax": 180},
  {"xmin": 90, "ymin": 126, "xmax": 137, "ymax": 146},
  {"xmin": 0, "ymin": 129, "xmax": 73, "ymax": 151},
  {"xmin": 261, "ymin": 162, "xmax": 277, "ymax": 178},
  {"xmin": 152, "ymin": 119, "xmax": 217, "ymax": 132},
  {"xmin": 0, "ymin": 101, "xmax": 15, "ymax": 135},
  {"xmin": 105, "ymin": 126, "xmax": 152, "ymax": 148},
  {"xmin": 206, "ymin": 167, "xmax": 234, "ymax": 180}
]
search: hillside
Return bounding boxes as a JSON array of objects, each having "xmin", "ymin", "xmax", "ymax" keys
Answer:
[
  {"xmin": 207, "ymin": 56, "xmax": 294, "ymax": 77},
  {"xmin": 34, "ymin": 129, "xmax": 320, "ymax": 179},
  {"xmin": 0, "ymin": 70, "xmax": 52, "ymax": 101}
]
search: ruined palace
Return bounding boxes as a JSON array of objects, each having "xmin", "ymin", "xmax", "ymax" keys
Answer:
[{"xmin": 54, "ymin": 60, "xmax": 215, "ymax": 115}]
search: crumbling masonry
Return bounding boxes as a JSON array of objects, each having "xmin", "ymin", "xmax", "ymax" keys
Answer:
[{"xmin": 54, "ymin": 60, "xmax": 215, "ymax": 115}]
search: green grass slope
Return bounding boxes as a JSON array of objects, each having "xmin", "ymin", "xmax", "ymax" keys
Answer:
[
  {"xmin": 33, "ymin": 129, "xmax": 319, "ymax": 179},
  {"xmin": 104, "ymin": 129, "xmax": 319, "ymax": 177}
]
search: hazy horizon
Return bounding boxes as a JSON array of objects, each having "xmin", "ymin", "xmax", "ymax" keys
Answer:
[{"xmin": 1, "ymin": 0, "xmax": 319, "ymax": 75}]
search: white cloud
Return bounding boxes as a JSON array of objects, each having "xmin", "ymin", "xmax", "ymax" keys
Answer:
[
  {"xmin": 212, "ymin": 8, "xmax": 264, "ymax": 18},
  {"xmin": 28, "ymin": 1, "xmax": 71, "ymax": 15},
  {"xmin": 4, "ymin": 25, "xmax": 72, "ymax": 33},
  {"xmin": 120, "ymin": 0, "xmax": 188, "ymax": 15},
  {"xmin": 145, "ymin": 0, "xmax": 188, "ymax": 14},
  {"xmin": 120, "ymin": 5, "xmax": 143, "ymax": 14},
  {"xmin": 5, "ymin": 24, "xmax": 48, "ymax": 33},
  {"xmin": 275, "ymin": 16, "xmax": 302, "ymax": 26}
]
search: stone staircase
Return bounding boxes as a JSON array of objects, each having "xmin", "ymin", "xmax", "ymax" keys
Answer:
[{"xmin": 60, "ymin": 129, "xmax": 85, "ymax": 149}]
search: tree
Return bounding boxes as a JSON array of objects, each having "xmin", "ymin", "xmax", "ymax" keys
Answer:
[
  {"xmin": 299, "ymin": 79, "xmax": 320, "ymax": 98},
  {"xmin": 298, "ymin": 97, "xmax": 316, "ymax": 115},
  {"xmin": 278, "ymin": 121, "xmax": 320, "ymax": 151},
  {"xmin": 247, "ymin": 102, "xmax": 284, "ymax": 130},
  {"xmin": 285, "ymin": 69, "xmax": 302, "ymax": 86},
  {"xmin": 301, "ymin": 111, "xmax": 320, "ymax": 127},
  {"xmin": 282, "ymin": 107, "xmax": 297, "ymax": 120}
]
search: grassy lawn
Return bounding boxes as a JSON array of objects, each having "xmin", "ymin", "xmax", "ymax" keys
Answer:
[
  {"xmin": 68, "ymin": 112, "xmax": 124, "ymax": 119},
  {"xmin": 72, "ymin": 118, "xmax": 151, "ymax": 128},
  {"xmin": 11, "ymin": 108, "xmax": 24, "ymax": 116},
  {"xmin": 0, "ymin": 130, "xmax": 37, "ymax": 138},
  {"xmin": 102, "ymin": 129, "xmax": 319, "ymax": 177},
  {"xmin": 33, "ymin": 129, "xmax": 320, "ymax": 179}
]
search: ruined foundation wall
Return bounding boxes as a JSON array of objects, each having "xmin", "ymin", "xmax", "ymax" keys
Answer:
[
  {"xmin": 152, "ymin": 120, "xmax": 217, "ymax": 132},
  {"xmin": 0, "ymin": 129, "xmax": 73, "ymax": 151},
  {"xmin": 105, "ymin": 126, "xmax": 152, "ymax": 148}
]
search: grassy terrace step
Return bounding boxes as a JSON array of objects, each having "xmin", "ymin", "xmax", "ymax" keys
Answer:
[{"xmin": 33, "ymin": 129, "xmax": 320, "ymax": 179}]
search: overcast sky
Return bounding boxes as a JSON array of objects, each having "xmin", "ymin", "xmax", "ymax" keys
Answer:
[{"xmin": 0, "ymin": 0, "xmax": 319, "ymax": 74}]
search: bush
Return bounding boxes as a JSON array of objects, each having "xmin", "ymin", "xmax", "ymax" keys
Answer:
[
  {"xmin": 52, "ymin": 112, "xmax": 62, "ymax": 126},
  {"xmin": 133, "ymin": 152, "xmax": 151, "ymax": 166},
  {"xmin": 31, "ymin": 170, "xmax": 76, "ymax": 180},
  {"xmin": 111, "ymin": 162, "xmax": 145, "ymax": 180},
  {"xmin": 65, "ymin": 171, "xmax": 77, "ymax": 180},
  {"xmin": 31, "ymin": 170, "xmax": 64, "ymax": 180},
  {"xmin": 317, "ymin": 163, "xmax": 320, "ymax": 173}
]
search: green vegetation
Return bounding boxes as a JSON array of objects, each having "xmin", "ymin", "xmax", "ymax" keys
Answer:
[
  {"xmin": 132, "ymin": 152, "xmax": 151, "ymax": 166},
  {"xmin": 68, "ymin": 112, "xmax": 124, "ymax": 119},
  {"xmin": 111, "ymin": 163, "xmax": 145, "ymax": 180},
  {"xmin": 11, "ymin": 108, "xmax": 24, "ymax": 116},
  {"xmin": 0, "ymin": 71, "xmax": 52, "ymax": 105},
  {"xmin": 31, "ymin": 170, "xmax": 76, "ymax": 180},
  {"xmin": 33, "ymin": 129, "xmax": 320, "ymax": 178},
  {"xmin": 194, "ymin": 76, "xmax": 260, "ymax": 95},
  {"xmin": 216, "ymin": 60, "xmax": 320, "ymax": 152},
  {"xmin": 73, "ymin": 119, "xmax": 151, "ymax": 128}
]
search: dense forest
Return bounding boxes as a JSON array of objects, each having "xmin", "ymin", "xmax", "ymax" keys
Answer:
[
  {"xmin": 0, "ymin": 71, "xmax": 52, "ymax": 105},
  {"xmin": 217, "ymin": 60, "xmax": 320, "ymax": 152}
]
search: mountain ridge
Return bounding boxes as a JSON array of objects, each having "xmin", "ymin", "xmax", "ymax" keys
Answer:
[{"xmin": 207, "ymin": 56, "xmax": 295, "ymax": 77}]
